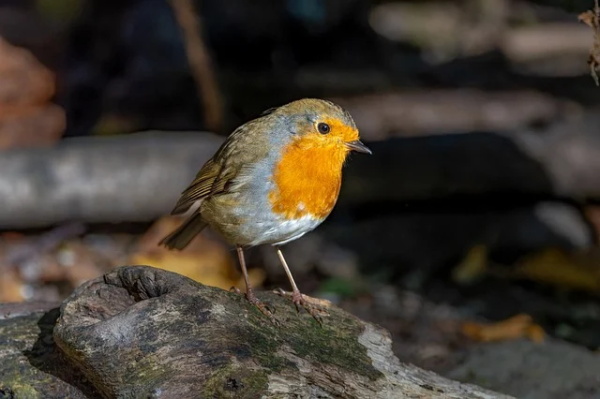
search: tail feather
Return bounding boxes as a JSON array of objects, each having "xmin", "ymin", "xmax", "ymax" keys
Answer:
[{"xmin": 159, "ymin": 213, "xmax": 208, "ymax": 250}]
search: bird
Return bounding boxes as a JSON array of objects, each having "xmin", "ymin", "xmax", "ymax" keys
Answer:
[{"xmin": 159, "ymin": 98, "xmax": 371, "ymax": 319}]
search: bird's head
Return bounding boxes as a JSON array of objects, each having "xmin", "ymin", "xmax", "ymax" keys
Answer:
[{"xmin": 265, "ymin": 98, "xmax": 371, "ymax": 158}]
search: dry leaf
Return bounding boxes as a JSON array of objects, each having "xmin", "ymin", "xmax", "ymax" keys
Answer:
[
  {"xmin": 133, "ymin": 216, "xmax": 185, "ymax": 255},
  {"xmin": 462, "ymin": 314, "xmax": 545, "ymax": 343},
  {"xmin": 0, "ymin": 268, "xmax": 25, "ymax": 302},
  {"xmin": 579, "ymin": 0, "xmax": 600, "ymax": 85},
  {"xmin": 452, "ymin": 244, "xmax": 488, "ymax": 285},
  {"xmin": 131, "ymin": 250, "xmax": 265, "ymax": 291},
  {"xmin": 514, "ymin": 248, "xmax": 600, "ymax": 293},
  {"xmin": 0, "ymin": 38, "xmax": 56, "ymax": 107},
  {"xmin": 579, "ymin": 10, "xmax": 596, "ymax": 28},
  {"xmin": 130, "ymin": 217, "xmax": 265, "ymax": 290},
  {"xmin": 0, "ymin": 38, "xmax": 65, "ymax": 149},
  {"xmin": 0, "ymin": 104, "xmax": 65, "ymax": 150},
  {"xmin": 584, "ymin": 205, "xmax": 600, "ymax": 244}
]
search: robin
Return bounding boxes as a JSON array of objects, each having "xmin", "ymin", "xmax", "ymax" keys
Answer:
[{"xmin": 160, "ymin": 98, "xmax": 371, "ymax": 319}]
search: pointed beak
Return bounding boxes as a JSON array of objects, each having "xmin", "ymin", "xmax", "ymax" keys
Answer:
[{"xmin": 346, "ymin": 140, "xmax": 372, "ymax": 154}]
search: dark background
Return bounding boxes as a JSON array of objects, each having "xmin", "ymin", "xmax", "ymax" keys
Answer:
[{"xmin": 1, "ymin": 1, "xmax": 600, "ymax": 397}]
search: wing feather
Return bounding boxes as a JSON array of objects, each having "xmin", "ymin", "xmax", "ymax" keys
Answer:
[
  {"xmin": 170, "ymin": 120, "xmax": 268, "ymax": 215},
  {"xmin": 171, "ymin": 159, "xmax": 226, "ymax": 214}
]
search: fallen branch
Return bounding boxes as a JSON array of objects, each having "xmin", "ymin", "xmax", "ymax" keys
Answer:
[
  {"xmin": 334, "ymin": 90, "xmax": 572, "ymax": 140},
  {"xmin": 50, "ymin": 266, "xmax": 511, "ymax": 397},
  {"xmin": 0, "ymin": 131, "xmax": 223, "ymax": 228}
]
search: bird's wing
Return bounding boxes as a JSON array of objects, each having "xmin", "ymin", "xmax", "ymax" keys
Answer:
[
  {"xmin": 170, "ymin": 158, "xmax": 221, "ymax": 214},
  {"xmin": 170, "ymin": 120, "xmax": 269, "ymax": 215}
]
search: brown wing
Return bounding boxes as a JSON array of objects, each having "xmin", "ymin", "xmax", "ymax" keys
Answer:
[
  {"xmin": 170, "ymin": 159, "xmax": 220, "ymax": 214},
  {"xmin": 170, "ymin": 119, "xmax": 269, "ymax": 215}
]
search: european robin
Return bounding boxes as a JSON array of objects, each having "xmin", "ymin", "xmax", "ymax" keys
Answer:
[{"xmin": 160, "ymin": 98, "xmax": 371, "ymax": 319}]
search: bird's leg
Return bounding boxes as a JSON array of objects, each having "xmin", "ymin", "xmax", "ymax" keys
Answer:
[
  {"xmin": 235, "ymin": 246, "xmax": 276, "ymax": 321},
  {"xmin": 274, "ymin": 246, "xmax": 328, "ymax": 322}
]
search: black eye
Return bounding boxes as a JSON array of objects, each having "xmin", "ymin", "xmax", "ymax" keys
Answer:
[{"xmin": 317, "ymin": 123, "xmax": 330, "ymax": 134}]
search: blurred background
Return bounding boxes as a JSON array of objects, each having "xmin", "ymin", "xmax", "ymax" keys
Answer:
[{"xmin": 1, "ymin": 0, "xmax": 600, "ymax": 396}]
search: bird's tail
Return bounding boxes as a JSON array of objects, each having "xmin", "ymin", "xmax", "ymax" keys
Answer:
[{"xmin": 159, "ymin": 213, "xmax": 208, "ymax": 250}]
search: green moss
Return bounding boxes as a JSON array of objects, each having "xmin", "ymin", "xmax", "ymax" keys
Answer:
[
  {"xmin": 1, "ymin": 369, "xmax": 68, "ymax": 397},
  {"xmin": 124, "ymin": 352, "xmax": 174, "ymax": 387},
  {"xmin": 201, "ymin": 363, "xmax": 268, "ymax": 399},
  {"xmin": 286, "ymin": 311, "xmax": 382, "ymax": 381},
  {"xmin": 5, "ymin": 383, "xmax": 41, "ymax": 399},
  {"xmin": 225, "ymin": 293, "xmax": 382, "ymax": 383},
  {"xmin": 0, "ymin": 312, "xmax": 90, "ymax": 398},
  {"xmin": 244, "ymin": 319, "xmax": 290, "ymax": 371}
]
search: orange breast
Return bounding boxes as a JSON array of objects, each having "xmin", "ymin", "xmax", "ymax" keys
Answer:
[{"xmin": 268, "ymin": 136, "xmax": 347, "ymax": 220}]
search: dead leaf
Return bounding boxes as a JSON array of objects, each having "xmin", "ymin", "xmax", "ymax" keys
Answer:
[
  {"xmin": 452, "ymin": 244, "xmax": 488, "ymax": 285},
  {"xmin": 130, "ymin": 217, "xmax": 265, "ymax": 290},
  {"xmin": 0, "ymin": 104, "xmax": 65, "ymax": 150},
  {"xmin": 462, "ymin": 314, "xmax": 545, "ymax": 343},
  {"xmin": 132, "ymin": 250, "xmax": 265, "ymax": 291},
  {"xmin": 0, "ymin": 37, "xmax": 56, "ymax": 107},
  {"xmin": 579, "ymin": 0, "xmax": 600, "ymax": 85},
  {"xmin": 0, "ymin": 267, "xmax": 24, "ymax": 302},
  {"xmin": 584, "ymin": 205, "xmax": 600, "ymax": 244},
  {"xmin": 133, "ymin": 216, "xmax": 186, "ymax": 255},
  {"xmin": 0, "ymin": 38, "xmax": 64, "ymax": 149},
  {"xmin": 514, "ymin": 248, "xmax": 600, "ymax": 293}
]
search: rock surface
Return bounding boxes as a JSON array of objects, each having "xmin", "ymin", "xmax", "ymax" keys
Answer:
[{"xmin": 446, "ymin": 339, "xmax": 600, "ymax": 399}]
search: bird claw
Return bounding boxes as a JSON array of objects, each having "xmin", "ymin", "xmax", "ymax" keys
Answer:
[
  {"xmin": 231, "ymin": 286, "xmax": 279, "ymax": 326},
  {"xmin": 274, "ymin": 288, "xmax": 329, "ymax": 324}
]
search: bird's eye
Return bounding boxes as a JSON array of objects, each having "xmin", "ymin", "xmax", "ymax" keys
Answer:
[{"xmin": 317, "ymin": 123, "xmax": 330, "ymax": 134}]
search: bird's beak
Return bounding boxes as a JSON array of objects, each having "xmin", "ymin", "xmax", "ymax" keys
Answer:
[{"xmin": 346, "ymin": 140, "xmax": 372, "ymax": 154}]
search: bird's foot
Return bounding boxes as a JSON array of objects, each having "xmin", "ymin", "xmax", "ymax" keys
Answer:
[
  {"xmin": 231, "ymin": 287, "xmax": 279, "ymax": 325},
  {"xmin": 274, "ymin": 288, "xmax": 329, "ymax": 323}
]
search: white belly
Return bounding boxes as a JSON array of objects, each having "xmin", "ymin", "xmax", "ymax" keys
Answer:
[{"xmin": 246, "ymin": 214, "xmax": 323, "ymax": 246}]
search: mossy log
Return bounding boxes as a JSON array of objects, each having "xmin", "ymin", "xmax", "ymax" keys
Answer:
[
  {"xmin": 0, "ymin": 266, "xmax": 511, "ymax": 398},
  {"xmin": 0, "ymin": 302, "xmax": 95, "ymax": 398}
]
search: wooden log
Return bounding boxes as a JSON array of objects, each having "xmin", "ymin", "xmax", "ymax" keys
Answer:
[
  {"xmin": 39, "ymin": 266, "xmax": 509, "ymax": 398},
  {"xmin": 0, "ymin": 131, "xmax": 223, "ymax": 228},
  {"xmin": 0, "ymin": 301, "xmax": 94, "ymax": 398},
  {"xmin": 334, "ymin": 91, "xmax": 572, "ymax": 140}
]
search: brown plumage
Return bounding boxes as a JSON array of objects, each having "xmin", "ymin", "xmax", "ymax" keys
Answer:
[{"xmin": 160, "ymin": 99, "xmax": 371, "ymax": 321}]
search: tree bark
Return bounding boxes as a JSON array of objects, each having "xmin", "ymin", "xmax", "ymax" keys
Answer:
[
  {"xmin": 0, "ymin": 301, "xmax": 96, "ymax": 398},
  {"xmin": 0, "ymin": 266, "xmax": 512, "ymax": 398}
]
